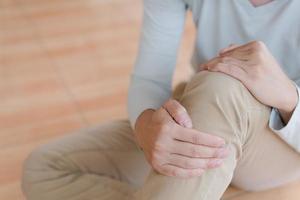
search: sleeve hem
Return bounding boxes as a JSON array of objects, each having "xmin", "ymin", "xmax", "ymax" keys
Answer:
[{"xmin": 269, "ymin": 83, "xmax": 300, "ymax": 134}]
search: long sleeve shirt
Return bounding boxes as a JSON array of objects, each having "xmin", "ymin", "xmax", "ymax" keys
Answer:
[{"xmin": 128, "ymin": 0, "xmax": 300, "ymax": 152}]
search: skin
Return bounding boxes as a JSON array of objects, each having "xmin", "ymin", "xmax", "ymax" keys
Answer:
[
  {"xmin": 135, "ymin": 100, "xmax": 230, "ymax": 178},
  {"xmin": 134, "ymin": 0, "xmax": 298, "ymax": 178},
  {"xmin": 251, "ymin": 0, "xmax": 274, "ymax": 7},
  {"xmin": 202, "ymin": 41, "xmax": 298, "ymax": 124}
]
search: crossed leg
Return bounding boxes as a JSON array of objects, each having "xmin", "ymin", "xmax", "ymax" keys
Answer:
[
  {"xmin": 22, "ymin": 71, "xmax": 300, "ymax": 200},
  {"xmin": 137, "ymin": 71, "xmax": 300, "ymax": 199},
  {"xmin": 22, "ymin": 120, "xmax": 150, "ymax": 200}
]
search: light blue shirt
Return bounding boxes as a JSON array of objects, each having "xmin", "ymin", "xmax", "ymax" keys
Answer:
[{"xmin": 128, "ymin": 0, "xmax": 300, "ymax": 152}]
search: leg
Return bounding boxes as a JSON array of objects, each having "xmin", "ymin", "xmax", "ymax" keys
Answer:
[
  {"xmin": 231, "ymin": 101, "xmax": 300, "ymax": 191},
  {"xmin": 136, "ymin": 71, "xmax": 249, "ymax": 200},
  {"xmin": 22, "ymin": 119, "xmax": 150, "ymax": 200},
  {"xmin": 137, "ymin": 71, "xmax": 300, "ymax": 200}
]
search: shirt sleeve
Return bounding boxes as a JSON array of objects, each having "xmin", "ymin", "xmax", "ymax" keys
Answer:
[
  {"xmin": 269, "ymin": 82, "xmax": 300, "ymax": 152},
  {"xmin": 127, "ymin": 0, "xmax": 187, "ymax": 128}
]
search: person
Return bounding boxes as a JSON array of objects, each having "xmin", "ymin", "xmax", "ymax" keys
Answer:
[{"xmin": 22, "ymin": 0, "xmax": 300, "ymax": 199}]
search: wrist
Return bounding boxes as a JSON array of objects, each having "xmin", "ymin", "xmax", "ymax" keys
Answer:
[
  {"xmin": 279, "ymin": 82, "xmax": 298, "ymax": 113},
  {"xmin": 277, "ymin": 82, "xmax": 298, "ymax": 124},
  {"xmin": 134, "ymin": 109, "xmax": 155, "ymax": 147}
]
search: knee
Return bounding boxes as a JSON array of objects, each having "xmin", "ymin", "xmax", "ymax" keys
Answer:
[
  {"xmin": 22, "ymin": 145, "xmax": 47, "ymax": 194},
  {"xmin": 179, "ymin": 71, "xmax": 254, "ymax": 151},
  {"xmin": 22, "ymin": 143, "xmax": 64, "ymax": 198},
  {"xmin": 182, "ymin": 71, "xmax": 246, "ymax": 103},
  {"xmin": 180, "ymin": 71, "xmax": 250, "ymax": 117},
  {"xmin": 22, "ymin": 146, "xmax": 43, "ymax": 197}
]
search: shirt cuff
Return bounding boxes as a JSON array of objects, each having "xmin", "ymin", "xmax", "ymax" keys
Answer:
[{"xmin": 269, "ymin": 83, "xmax": 300, "ymax": 152}]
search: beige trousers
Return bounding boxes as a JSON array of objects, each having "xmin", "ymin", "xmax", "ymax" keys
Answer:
[{"xmin": 22, "ymin": 71, "xmax": 300, "ymax": 200}]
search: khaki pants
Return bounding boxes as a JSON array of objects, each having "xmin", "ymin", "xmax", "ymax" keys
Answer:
[{"xmin": 22, "ymin": 71, "xmax": 300, "ymax": 200}]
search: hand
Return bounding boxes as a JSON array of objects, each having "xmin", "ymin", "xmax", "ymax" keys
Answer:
[
  {"xmin": 134, "ymin": 99, "xmax": 229, "ymax": 178},
  {"xmin": 201, "ymin": 41, "xmax": 298, "ymax": 123}
]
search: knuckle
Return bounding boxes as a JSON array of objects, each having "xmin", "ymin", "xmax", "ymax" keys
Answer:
[
  {"xmin": 149, "ymin": 150, "xmax": 157, "ymax": 161},
  {"xmin": 150, "ymin": 153, "xmax": 161, "ymax": 169},
  {"xmin": 252, "ymin": 40, "xmax": 265, "ymax": 50},
  {"xmin": 163, "ymin": 99, "xmax": 173, "ymax": 107},
  {"xmin": 159, "ymin": 167, "xmax": 169, "ymax": 176},
  {"xmin": 189, "ymin": 171, "xmax": 199, "ymax": 178},
  {"xmin": 220, "ymin": 56, "xmax": 229, "ymax": 63},
  {"xmin": 190, "ymin": 147, "xmax": 199, "ymax": 157},
  {"xmin": 200, "ymin": 161, "xmax": 210, "ymax": 170},
  {"xmin": 190, "ymin": 170, "xmax": 201, "ymax": 177},
  {"xmin": 173, "ymin": 108, "xmax": 186, "ymax": 118},
  {"xmin": 186, "ymin": 160, "xmax": 195, "ymax": 168},
  {"xmin": 185, "ymin": 171, "xmax": 193, "ymax": 178},
  {"xmin": 173, "ymin": 109, "xmax": 181, "ymax": 118},
  {"xmin": 164, "ymin": 99, "xmax": 177, "ymax": 110},
  {"xmin": 156, "ymin": 123, "xmax": 170, "ymax": 134},
  {"xmin": 153, "ymin": 142, "xmax": 165, "ymax": 154},
  {"xmin": 256, "ymin": 40, "xmax": 266, "ymax": 48},
  {"xmin": 248, "ymin": 48, "xmax": 256, "ymax": 54},
  {"xmin": 160, "ymin": 168, "xmax": 171, "ymax": 176},
  {"xmin": 191, "ymin": 134, "xmax": 201, "ymax": 144},
  {"xmin": 171, "ymin": 169, "xmax": 179, "ymax": 177},
  {"xmin": 215, "ymin": 63, "xmax": 223, "ymax": 69},
  {"xmin": 205, "ymin": 160, "xmax": 213, "ymax": 169},
  {"xmin": 188, "ymin": 169, "xmax": 203, "ymax": 178},
  {"xmin": 196, "ymin": 169, "xmax": 205, "ymax": 176},
  {"xmin": 151, "ymin": 160, "xmax": 159, "ymax": 169},
  {"xmin": 226, "ymin": 65, "xmax": 233, "ymax": 73}
]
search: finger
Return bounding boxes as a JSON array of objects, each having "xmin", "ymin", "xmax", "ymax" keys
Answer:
[
  {"xmin": 174, "ymin": 127, "xmax": 226, "ymax": 147},
  {"xmin": 203, "ymin": 56, "xmax": 247, "ymax": 70},
  {"xmin": 168, "ymin": 153, "xmax": 224, "ymax": 169},
  {"xmin": 208, "ymin": 63, "xmax": 247, "ymax": 83},
  {"xmin": 219, "ymin": 44, "xmax": 240, "ymax": 55},
  {"xmin": 221, "ymin": 49, "xmax": 252, "ymax": 61},
  {"xmin": 163, "ymin": 99, "xmax": 193, "ymax": 128},
  {"xmin": 158, "ymin": 164, "xmax": 205, "ymax": 178},
  {"xmin": 154, "ymin": 107, "xmax": 174, "ymax": 122},
  {"xmin": 221, "ymin": 40, "xmax": 260, "ymax": 56},
  {"xmin": 219, "ymin": 57, "xmax": 249, "ymax": 71},
  {"xmin": 171, "ymin": 139, "xmax": 230, "ymax": 158},
  {"xmin": 199, "ymin": 57, "xmax": 220, "ymax": 71}
]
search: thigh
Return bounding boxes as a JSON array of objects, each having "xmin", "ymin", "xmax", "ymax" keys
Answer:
[
  {"xmin": 64, "ymin": 119, "xmax": 150, "ymax": 187},
  {"xmin": 22, "ymin": 119, "xmax": 150, "ymax": 199},
  {"xmin": 231, "ymin": 106, "xmax": 300, "ymax": 191},
  {"xmin": 137, "ymin": 71, "xmax": 249, "ymax": 200}
]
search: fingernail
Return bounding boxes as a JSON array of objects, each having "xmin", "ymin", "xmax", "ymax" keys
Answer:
[
  {"xmin": 217, "ymin": 139, "xmax": 226, "ymax": 147},
  {"xmin": 216, "ymin": 148, "xmax": 229, "ymax": 158},
  {"xmin": 210, "ymin": 159, "xmax": 223, "ymax": 167},
  {"xmin": 178, "ymin": 118, "xmax": 192, "ymax": 128},
  {"xmin": 183, "ymin": 120, "xmax": 193, "ymax": 128}
]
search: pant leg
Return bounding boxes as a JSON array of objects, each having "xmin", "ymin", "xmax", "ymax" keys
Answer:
[
  {"xmin": 231, "ymin": 96, "xmax": 300, "ymax": 191},
  {"xmin": 138, "ymin": 71, "xmax": 300, "ymax": 200},
  {"xmin": 136, "ymin": 71, "xmax": 249, "ymax": 200},
  {"xmin": 22, "ymin": 119, "xmax": 150, "ymax": 200}
]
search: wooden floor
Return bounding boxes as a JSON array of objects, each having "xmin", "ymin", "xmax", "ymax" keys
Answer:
[{"xmin": 1, "ymin": 0, "xmax": 300, "ymax": 199}]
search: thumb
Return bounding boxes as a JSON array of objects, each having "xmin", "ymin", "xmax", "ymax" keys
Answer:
[{"xmin": 163, "ymin": 99, "xmax": 193, "ymax": 128}]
